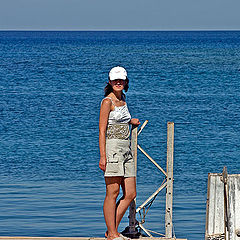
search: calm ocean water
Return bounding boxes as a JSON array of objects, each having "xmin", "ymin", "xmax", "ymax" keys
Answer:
[{"xmin": 0, "ymin": 31, "xmax": 240, "ymax": 240}]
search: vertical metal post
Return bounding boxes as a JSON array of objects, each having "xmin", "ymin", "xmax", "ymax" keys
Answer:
[
  {"xmin": 129, "ymin": 125, "xmax": 138, "ymax": 235},
  {"xmin": 165, "ymin": 122, "xmax": 174, "ymax": 238}
]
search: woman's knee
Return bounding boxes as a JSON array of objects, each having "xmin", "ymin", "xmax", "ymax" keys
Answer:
[
  {"xmin": 105, "ymin": 176, "xmax": 122, "ymax": 200},
  {"xmin": 106, "ymin": 187, "xmax": 120, "ymax": 200},
  {"xmin": 131, "ymin": 190, "xmax": 137, "ymax": 200},
  {"xmin": 125, "ymin": 190, "xmax": 136, "ymax": 201}
]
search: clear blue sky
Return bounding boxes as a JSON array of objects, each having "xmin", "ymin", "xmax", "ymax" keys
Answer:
[{"xmin": 1, "ymin": 0, "xmax": 240, "ymax": 30}]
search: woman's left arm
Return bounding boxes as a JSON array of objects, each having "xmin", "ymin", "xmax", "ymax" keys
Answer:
[{"xmin": 99, "ymin": 98, "xmax": 111, "ymax": 172}]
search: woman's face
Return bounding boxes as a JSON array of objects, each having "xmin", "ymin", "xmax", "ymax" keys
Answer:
[{"xmin": 109, "ymin": 79, "xmax": 126, "ymax": 92}]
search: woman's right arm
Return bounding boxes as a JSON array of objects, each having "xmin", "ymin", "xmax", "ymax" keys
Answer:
[{"xmin": 99, "ymin": 98, "xmax": 111, "ymax": 172}]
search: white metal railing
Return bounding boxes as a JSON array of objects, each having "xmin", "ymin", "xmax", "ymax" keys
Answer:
[{"xmin": 126, "ymin": 121, "xmax": 174, "ymax": 239}]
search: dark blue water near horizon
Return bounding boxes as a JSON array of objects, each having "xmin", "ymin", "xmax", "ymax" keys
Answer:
[{"xmin": 0, "ymin": 31, "xmax": 240, "ymax": 240}]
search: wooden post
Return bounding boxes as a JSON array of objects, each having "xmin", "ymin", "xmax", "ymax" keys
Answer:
[
  {"xmin": 128, "ymin": 125, "xmax": 138, "ymax": 234},
  {"xmin": 165, "ymin": 122, "xmax": 174, "ymax": 238},
  {"xmin": 222, "ymin": 167, "xmax": 229, "ymax": 240}
]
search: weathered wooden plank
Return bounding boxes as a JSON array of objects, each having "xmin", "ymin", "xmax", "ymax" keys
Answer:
[
  {"xmin": 207, "ymin": 174, "xmax": 217, "ymax": 234},
  {"xmin": 165, "ymin": 122, "xmax": 174, "ymax": 239},
  {"xmin": 206, "ymin": 173, "xmax": 240, "ymax": 240},
  {"xmin": 205, "ymin": 173, "xmax": 211, "ymax": 237},
  {"xmin": 214, "ymin": 175, "xmax": 225, "ymax": 234},
  {"xmin": 228, "ymin": 174, "xmax": 240, "ymax": 240},
  {"xmin": 206, "ymin": 174, "xmax": 225, "ymax": 237}
]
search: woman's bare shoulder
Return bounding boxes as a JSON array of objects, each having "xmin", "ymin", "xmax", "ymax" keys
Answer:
[{"xmin": 101, "ymin": 97, "xmax": 112, "ymax": 107}]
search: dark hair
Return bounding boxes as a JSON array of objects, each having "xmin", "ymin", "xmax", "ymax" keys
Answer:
[{"xmin": 104, "ymin": 77, "xmax": 129, "ymax": 97}]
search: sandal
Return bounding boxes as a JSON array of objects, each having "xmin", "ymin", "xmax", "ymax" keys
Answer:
[{"xmin": 109, "ymin": 237, "xmax": 124, "ymax": 240}]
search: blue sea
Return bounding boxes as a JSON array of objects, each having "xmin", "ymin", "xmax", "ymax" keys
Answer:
[{"xmin": 0, "ymin": 31, "xmax": 240, "ymax": 240}]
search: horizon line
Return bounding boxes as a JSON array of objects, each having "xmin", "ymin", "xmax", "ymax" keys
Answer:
[{"xmin": 0, "ymin": 28, "xmax": 240, "ymax": 32}]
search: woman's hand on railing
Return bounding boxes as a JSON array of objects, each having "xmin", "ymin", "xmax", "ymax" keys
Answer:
[{"xmin": 130, "ymin": 118, "xmax": 141, "ymax": 126}]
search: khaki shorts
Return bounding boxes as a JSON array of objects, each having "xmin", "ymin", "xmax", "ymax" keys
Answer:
[{"xmin": 104, "ymin": 139, "xmax": 136, "ymax": 178}]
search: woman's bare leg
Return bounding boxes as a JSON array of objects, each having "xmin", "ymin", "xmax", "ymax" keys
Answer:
[
  {"xmin": 104, "ymin": 177, "xmax": 122, "ymax": 240},
  {"xmin": 115, "ymin": 177, "xmax": 136, "ymax": 230}
]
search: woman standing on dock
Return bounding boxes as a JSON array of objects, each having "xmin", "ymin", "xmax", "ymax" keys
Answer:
[{"xmin": 99, "ymin": 66, "xmax": 140, "ymax": 240}]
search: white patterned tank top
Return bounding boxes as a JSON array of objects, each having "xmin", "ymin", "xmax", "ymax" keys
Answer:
[
  {"xmin": 102, "ymin": 97, "xmax": 131, "ymax": 125},
  {"xmin": 101, "ymin": 97, "xmax": 131, "ymax": 139}
]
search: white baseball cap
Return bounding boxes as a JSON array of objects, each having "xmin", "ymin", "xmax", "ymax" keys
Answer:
[{"xmin": 109, "ymin": 66, "xmax": 127, "ymax": 81}]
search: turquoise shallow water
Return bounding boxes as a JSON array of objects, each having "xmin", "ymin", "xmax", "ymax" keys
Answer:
[{"xmin": 0, "ymin": 31, "xmax": 240, "ymax": 240}]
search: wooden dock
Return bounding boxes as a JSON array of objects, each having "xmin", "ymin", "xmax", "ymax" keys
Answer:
[
  {"xmin": 205, "ymin": 167, "xmax": 240, "ymax": 240},
  {"xmin": 0, "ymin": 237, "xmax": 187, "ymax": 240}
]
